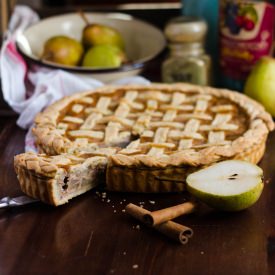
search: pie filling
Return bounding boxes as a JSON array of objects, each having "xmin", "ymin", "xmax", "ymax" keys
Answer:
[
  {"xmin": 15, "ymin": 153, "xmax": 108, "ymax": 206},
  {"xmin": 53, "ymin": 157, "xmax": 108, "ymax": 205}
]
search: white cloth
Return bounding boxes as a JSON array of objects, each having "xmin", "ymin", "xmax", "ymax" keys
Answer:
[{"xmin": 0, "ymin": 6, "xmax": 150, "ymax": 131}]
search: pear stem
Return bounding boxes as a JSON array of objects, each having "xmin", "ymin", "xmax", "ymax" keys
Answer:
[{"xmin": 78, "ymin": 10, "xmax": 90, "ymax": 26}]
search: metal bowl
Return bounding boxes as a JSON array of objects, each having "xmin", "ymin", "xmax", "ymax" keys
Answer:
[{"xmin": 16, "ymin": 12, "xmax": 166, "ymax": 83}]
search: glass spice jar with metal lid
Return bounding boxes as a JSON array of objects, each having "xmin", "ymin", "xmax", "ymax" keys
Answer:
[{"xmin": 162, "ymin": 16, "xmax": 212, "ymax": 85}]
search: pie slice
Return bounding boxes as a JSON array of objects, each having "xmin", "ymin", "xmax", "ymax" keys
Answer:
[
  {"xmin": 14, "ymin": 152, "xmax": 107, "ymax": 205},
  {"xmin": 14, "ymin": 83, "xmax": 274, "ymax": 205}
]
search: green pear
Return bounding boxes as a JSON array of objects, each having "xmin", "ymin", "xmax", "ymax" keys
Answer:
[
  {"xmin": 41, "ymin": 36, "xmax": 84, "ymax": 66},
  {"xmin": 244, "ymin": 57, "xmax": 275, "ymax": 117},
  {"xmin": 81, "ymin": 44, "xmax": 126, "ymax": 68},
  {"xmin": 186, "ymin": 160, "xmax": 264, "ymax": 212},
  {"xmin": 82, "ymin": 24, "xmax": 124, "ymax": 50}
]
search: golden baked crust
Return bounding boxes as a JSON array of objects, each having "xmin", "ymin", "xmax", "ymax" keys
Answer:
[
  {"xmin": 14, "ymin": 152, "xmax": 107, "ymax": 206},
  {"xmin": 14, "ymin": 83, "xmax": 274, "ymax": 204}
]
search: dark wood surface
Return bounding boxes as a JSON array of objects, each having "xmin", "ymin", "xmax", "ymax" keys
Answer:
[{"xmin": 1, "ymin": 114, "xmax": 275, "ymax": 275}]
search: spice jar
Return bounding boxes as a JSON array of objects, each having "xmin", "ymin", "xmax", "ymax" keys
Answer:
[{"xmin": 162, "ymin": 17, "xmax": 211, "ymax": 85}]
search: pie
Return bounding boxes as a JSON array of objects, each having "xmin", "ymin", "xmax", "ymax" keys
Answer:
[{"xmin": 14, "ymin": 83, "xmax": 274, "ymax": 206}]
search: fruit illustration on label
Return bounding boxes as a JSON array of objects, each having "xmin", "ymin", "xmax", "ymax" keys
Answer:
[
  {"xmin": 244, "ymin": 19, "xmax": 255, "ymax": 30},
  {"xmin": 239, "ymin": 5, "xmax": 258, "ymax": 31},
  {"xmin": 224, "ymin": 2, "xmax": 258, "ymax": 34},
  {"xmin": 224, "ymin": 2, "xmax": 241, "ymax": 34},
  {"xmin": 235, "ymin": 15, "xmax": 245, "ymax": 27}
]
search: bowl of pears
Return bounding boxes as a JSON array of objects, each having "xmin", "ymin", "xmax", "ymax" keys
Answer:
[{"xmin": 16, "ymin": 12, "xmax": 166, "ymax": 83}]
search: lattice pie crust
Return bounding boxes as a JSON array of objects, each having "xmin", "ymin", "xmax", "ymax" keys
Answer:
[{"xmin": 14, "ymin": 84, "xmax": 274, "ymax": 205}]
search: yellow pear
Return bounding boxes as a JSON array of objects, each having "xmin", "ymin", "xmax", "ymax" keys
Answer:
[
  {"xmin": 82, "ymin": 44, "xmax": 126, "ymax": 68},
  {"xmin": 244, "ymin": 57, "xmax": 275, "ymax": 117},
  {"xmin": 82, "ymin": 24, "xmax": 124, "ymax": 50},
  {"xmin": 41, "ymin": 36, "xmax": 84, "ymax": 66}
]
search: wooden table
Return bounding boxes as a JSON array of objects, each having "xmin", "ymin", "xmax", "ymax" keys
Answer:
[{"xmin": 1, "ymin": 112, "xmax": 275, "ymax": 275}]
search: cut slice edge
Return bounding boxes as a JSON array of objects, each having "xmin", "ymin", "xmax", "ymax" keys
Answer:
[{"xmin": 14, "ymin": 152, "xmax": 107, "ymax": 206}]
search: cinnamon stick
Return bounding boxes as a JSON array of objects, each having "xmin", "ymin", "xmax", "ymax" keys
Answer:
[
  {"xmin": 143, "ymin": 201, "xmax": 197, "ymax": 226},
  {"xmin": 125, "ymin": 203, "xmax": 193, "ymax": 244},
  {"xmin": 155, "ymin": 221, "xmax": 193, "ymax": 244}
]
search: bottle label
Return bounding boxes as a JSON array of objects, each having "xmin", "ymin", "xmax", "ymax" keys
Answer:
[{"xmin": 220, "ymin": 1, "xmax": 275, "ymax": 80}]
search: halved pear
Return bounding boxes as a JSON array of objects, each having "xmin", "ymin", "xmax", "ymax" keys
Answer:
[{"xmin": 186, "ymin": 160, "xmax": 264, "ymax": 211}]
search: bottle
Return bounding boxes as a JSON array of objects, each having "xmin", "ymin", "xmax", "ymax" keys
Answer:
[
  {"xmin": 162, "ymin": 17, "xmax": 211, "ymax": 85},
  {"xmin": 182, "ymin": 0, "xmax": 219, "ymax": 64},
  {"xmin": 219, "ymin": 0, "xmax": 275, "ymax": 91}
]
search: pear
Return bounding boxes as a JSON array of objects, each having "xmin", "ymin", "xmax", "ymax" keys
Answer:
[
  {"xmin": 82, "ymin": 24, "xmax": 125, "ymax": 50},
  {"xmin": 81, "ymin": 44, "xmax": 126, "ymax": 68},
  {"xmin": 41, "ymin": 36, "xmax": 84, "ymax": 66},
  {"xmin": 244, "ymin": 57, "xmax": 275, "ymax": 117},
  {"xmin": 186, "ymin": 160, "xmax": 264, "ymax": 212}
]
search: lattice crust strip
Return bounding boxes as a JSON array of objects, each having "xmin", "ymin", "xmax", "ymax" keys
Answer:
[{"xmin": 55, "ymin": 87, "xmax": 246, "ymax": 156}]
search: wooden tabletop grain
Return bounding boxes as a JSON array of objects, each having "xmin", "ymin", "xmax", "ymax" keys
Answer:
[{"xmin": 1, "ymin": 112, "xmax": 275, "ymax": 275}]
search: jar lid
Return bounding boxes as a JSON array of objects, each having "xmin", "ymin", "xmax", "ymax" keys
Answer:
[{"xmin": 164, "ymin": 16, "xmax": 207, "ymax": 43}]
